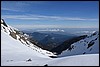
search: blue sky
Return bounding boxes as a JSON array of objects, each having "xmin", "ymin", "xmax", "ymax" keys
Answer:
[{"xmin": 1, "ymin": 1, "xmax": 99, "ymax": 29}]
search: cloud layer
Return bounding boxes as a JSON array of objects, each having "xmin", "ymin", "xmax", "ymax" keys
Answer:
[
  {"xmin": 12, "ymin": 24, "xmax": 98, "ymax": 29},
  {"xmin": 2, "ymin": 14, "xmax": 98, "ymax": 21}
]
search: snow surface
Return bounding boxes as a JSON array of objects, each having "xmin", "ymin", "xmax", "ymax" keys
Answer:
[
  {"xmin": 47, "ymin": 54, "xmax": 99, "ymax": 66},
  {"xmin": 1, "ymin": 30, "xmax": 52, "ymax": 66}
]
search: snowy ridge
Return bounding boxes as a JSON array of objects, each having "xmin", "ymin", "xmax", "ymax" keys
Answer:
[
  {"xmin": 1, "ymin": 19, "xmax": 56, "ymax": 57},
  {"xmin": 58, "ymin": 31, "xmax": 99, "ymax": 57}
]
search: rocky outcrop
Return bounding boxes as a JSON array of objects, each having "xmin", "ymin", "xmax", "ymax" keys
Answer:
[{"xmin": 1, "ymin": 19, "xmax": 8, "ymax": 27}]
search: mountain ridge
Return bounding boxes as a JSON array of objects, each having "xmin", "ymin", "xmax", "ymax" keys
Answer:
[{"xmin": 1, "ymin": 19, "xmax": 56, "ymax": 57}]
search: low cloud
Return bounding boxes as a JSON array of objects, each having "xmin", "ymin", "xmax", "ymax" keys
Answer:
[
  {"xmin": 13, "ymin": 25, "xmax": 63, "ymax": 29},
  {"xmin": 12, "ymin": 24, "xmax": 98, "ymax": 29}
]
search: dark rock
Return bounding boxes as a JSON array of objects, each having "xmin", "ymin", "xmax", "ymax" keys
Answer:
[
  {"xmin": 87, "ymin": 41, "xmax": 95, "ymax": 49},
  {"xmin": 49, "ymin": 56, "xmax": 57, "ymax": 58},
  {"xmin": 83, "ymin": 52, "xmax": 86, "ymax": 54},
  {"xmin": 44, "ymin": 64, "xmax": 48, "ymax": 66},
  {"xmin": 1, "ymin": 19, "xmax": 8, "ymax": 27},
  {"xmin": 26, "ymin": 58, "xmax": 32, "ymax": 62},
  {"xmin": 9, "ymin": 31, "xmax": 17, "ymax": 39}
]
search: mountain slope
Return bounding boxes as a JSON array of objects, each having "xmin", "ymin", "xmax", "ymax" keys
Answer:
[
  {"xmin": 51, "ymin": 35, "xmax": 87, "ymax": 54},
  {"xmin": 1, "ymin": 30, "xmax": 52, "ymax": 66},
  {"xmin": 1, "ymin": 19, "xmax": 56, "ymax": 57},
  {"xmin": 1, "ymin": 19, "xmax": 56, "ymax": 66},
  {"xmin": 58, "ymin": 31, "xmax": 99, "ymax": 57}
]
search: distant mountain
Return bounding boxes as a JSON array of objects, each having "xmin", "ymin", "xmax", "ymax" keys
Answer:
[
  {"xmin": 25, "ymin": 32, "xmax": 48, "ymax": 41},
  {"xmin": 25, "ymin": 32, "xmax": 77, "ymax": 50}
]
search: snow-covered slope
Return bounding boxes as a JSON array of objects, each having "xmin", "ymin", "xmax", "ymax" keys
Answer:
[
  {"xmin": 1, "ymin": 19, "xmax": 56, "ymax": 57},
  {"xmin": 58, "ymin": 31, "xmax": 99, "ymax": 57},
  {"xmin": 1, "ymin": 19, "xmax": 56, "ymax": 66},
  {"xmin": 47, "ymin": 54, "xmax": 99, "ymax": 66},
  {"xmin": 1, "ymin": 30, "xmax": 52, "ymax": 66}
]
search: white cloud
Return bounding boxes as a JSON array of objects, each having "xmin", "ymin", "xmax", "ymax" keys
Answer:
[
  {"xmin": 1, "ymin": 1, "xmax": 30, "ymax": 12},
  {"xmin": 1, "ymin": 1, "xmax": 46, "ymax": 12},
  {"xmin": 1, "ymin": 14, "xmax": 98, "ymax": 21},
  {"xmin": 1, "ymin": 8, "xmax": 21, "ymax": 12},
  {"xmin": 13, "ymin": 25, "xmax": 63, "ymax": 29}
]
